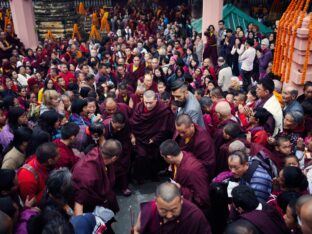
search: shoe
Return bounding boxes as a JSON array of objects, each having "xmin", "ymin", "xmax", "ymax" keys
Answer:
[{"xmin": 122, "ymin": 188, "xmax": 132, "ymax": 197}]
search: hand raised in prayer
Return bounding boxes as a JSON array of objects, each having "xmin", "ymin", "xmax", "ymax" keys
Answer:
[
  {"xmin": 25, "ymin": 195, "xmax": 37, "ymax": 208},
  {"xmin": 148, "ymin": 139, "xmax": 154, "ymax": 144},
  {"xmin": 267, "ymin": 136, "xmax": 276, "ymax": 145},
  {"xmin": 246, "ymin": 131, "xmax": 252, "ymax": 143}
]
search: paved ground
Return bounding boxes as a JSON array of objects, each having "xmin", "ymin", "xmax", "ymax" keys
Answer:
[{"xmin": 112, "ymin": 180, "xmax": 166, "ymax": 234}]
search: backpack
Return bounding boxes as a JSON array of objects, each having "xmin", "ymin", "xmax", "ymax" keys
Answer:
[{"xmin": 244, "ymin": 150, "xmax": 278, "ymax": 183}]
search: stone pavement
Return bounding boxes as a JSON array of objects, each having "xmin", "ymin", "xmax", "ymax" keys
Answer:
[{"xmin": 112, "ymin": 180, "xmax": 166, "ymax": 234}]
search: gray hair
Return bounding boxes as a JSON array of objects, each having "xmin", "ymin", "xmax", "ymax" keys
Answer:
[
  {"xmin": 143, "ymin": 90, "xmax": 156, "ymax": 99},
  {"xmin": 156, "ymin": 182, "xmax": 181, "ymax": 202},
  {"xmin": 286, "ymin": 111, "xmax": 304, "ymax": 125},
  {"xmin": 273, "ymin": 80, "xmax": 282, "ymax": 93},
  {"xmin": 46, "ymin": 168, "xmax": 72, "ymax": 200},
  {"xmin": 228, "ymin": 140, "xmax": 248, "ymax": 156},
  {"xmin": 200, "ymin": 96, "xmax": 213, "ymax": 108}
]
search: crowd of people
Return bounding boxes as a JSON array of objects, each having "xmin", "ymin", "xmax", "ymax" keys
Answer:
[{"xmin": 0, "ymin": 1, "xmax": 312, "ymax": 234}]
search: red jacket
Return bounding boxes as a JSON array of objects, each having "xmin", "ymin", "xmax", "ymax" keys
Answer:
[
  {"xmin": 59, "ymin": 71, "xmax": 76, "ymax": 88},
  {"xmin": 17, "ymin": 157, "xmax": 48, "ymax": 204},
  {"xmin": 53, "ymin": 139, "xmax": 79, "ymax": 169}
]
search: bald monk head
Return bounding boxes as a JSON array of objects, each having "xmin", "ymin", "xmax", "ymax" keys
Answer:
[
  {"xmin": 104, "ymin": 97, "xmax": 117, "ymax": 115},
  {"xmin": 0, "ymin": 210, "xmax": 13, "ymax": 234},
  {"xmin": 155, "ymin": 182, "xmax": 183, "ymax": 222},
  {"xmin": 111, "ymin": 112, "xmax": 126, "ymax": 132},
  {"xmin": 296, "ymin": 195, "xmax": 312, "ymax": 217},
  {"xmin": 282, "ymin": 86, "xmax": 299, "ymax": 105},
  {"xmin": 215, "ymin": 101, "xmax": 232, "ymax": 120},
  {"xmin": 300, "ymin": 199, "xmax": 312, "ymax": 234},
  {"xmin": 143, "ymin": 73, "xmax": 154, "ymax": 90},
  {"xmin": 225, "ymin": 219, "xmax": 259, "ymax": 234},
  {"xmin": 175, "ymin": 114, "xmax": 195, "ymax": 140},
  {"xmin": 143, "ymin": 90, "xmax": 157, "ymax": 111},
  {"xmin": 101, "ymin": 139, "xmax": 122, "ymax": 166}
]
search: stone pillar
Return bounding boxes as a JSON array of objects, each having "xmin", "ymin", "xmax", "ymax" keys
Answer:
[
  {"xmin": 10, "ymin": 0, "xmax": 39, "ymax": 49},
  {"xmin": 287, "ymin": 14, "xmax": 312, "ymax": 94},
  {"xmin": 202, "ymin": 0, "xmax": 223, "ymax": 36}
]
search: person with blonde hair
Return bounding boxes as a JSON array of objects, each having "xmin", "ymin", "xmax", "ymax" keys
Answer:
[{"xmin": 40, "ymin": 90, "xmax": 63, "ymax": 115}]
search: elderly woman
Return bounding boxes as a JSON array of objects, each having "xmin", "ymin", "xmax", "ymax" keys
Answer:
[
  {"xmin": 271, "ymin": 111, "xmax": 305, "ymax": 152},
  {"xmin": 40, "ymin": 90, "xmax": 64, "ymax": 115}
]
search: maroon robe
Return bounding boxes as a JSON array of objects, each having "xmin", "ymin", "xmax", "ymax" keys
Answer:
[
  {"xmin": 100, "ymin": 102, "xmax": 132, "ymax": 120},
  {"xmin": 71, "ymin": 147, "xmax": 119, "ymax": 213},
  {"xmin": 115, "ymin": 94, "xmax": 131, "ymax": 106},
  {"xmin": 175, "ymin": 151, "xmax": 210, "ymax": 214},
  {"xmin": 103, "ymin": 118, "xmax": 132, "ymax": 189},
  {"xmin": 128, "ymin": 63, "xmax": 145, "ymax": 90},
  {"xmin": 129, "ymin": 93, "xmax": 142, "ymax": 109},
  {"xmin": 270, "ymin": 150, "xmax": 286, "ymax": 172},
  {"xmin": 139, "ymin": 199, "xmax": 211, "ymax": 234},
  {"xmin": 240, "ymin": 204, "xmax": 290, "ymax": 234},
  {"xmin": 174, "ymin": 125, "xmax": 216, "ymax": 179},
  {"xmin": 213, "ymin": 118, "xmax": 238, "ymax": 154},
  {"xmin": 131, "ymin": 101, "xmax": 175, "ymax": 180}
]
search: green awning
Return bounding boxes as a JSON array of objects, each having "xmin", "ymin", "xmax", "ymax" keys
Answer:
[{"xmin": 192, "ymin": 4, "xmax": 273, "ymax": 35}]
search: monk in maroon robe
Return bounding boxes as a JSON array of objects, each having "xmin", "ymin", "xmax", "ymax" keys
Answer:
[
  {"xmin": 130, "ymin": 90, "xmax": 175, "ymax": 182},
  {"xmin": 231, "ymin": 185, "xmax": 289, "ymax": 234},
  {"xmin": 174, "ymin": 114, "xmax": 216, "ymax": 180},
  {"xmin": 103, "ymin": 112, "xmax": 133, "ymax": 196},
  {"xmin": 160, "ymin": 140, "xmax": 210, "ymax": 216},
  {"xmin": 270, "ymin": 136, "xmax": 292, "ymax": 172},
  {"xmin": 100, "ymin": 97, "xmax": 132, "ymax": 120},
  {"xmin": 72, "ymin": 139, "xmax": 122, "ymax": 214},
  {"xmin": 133, "ymin": 182, "xmax": 211, "ymax": 234},
  {"xmin": 128, "ymin": 55, "xmax": 145, "ymax": 90}
]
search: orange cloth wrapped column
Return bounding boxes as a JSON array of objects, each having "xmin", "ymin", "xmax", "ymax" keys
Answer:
[
  {"xmin": 89, "ymin": 25, "xmax": 101, "ymax": 41},
  {"xmin": 78, "ymin": 3, "xmax": 87, "ymax": 15},
  {"xmin": 72, "ymin": 24, "xmax": 82, "ymax": 41},
  {"xmin": 100, "ymin": 12, "xmax": 110, "ymax": 33}
]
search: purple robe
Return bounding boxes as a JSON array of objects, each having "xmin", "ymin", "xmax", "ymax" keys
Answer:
[
  {"xmin": 241, "ymin": 204, "xmax": 290, "ymax": 234},
  {"xmin": 175, "ymin": 151, "xmax": 210, "ymax": 214},
  {"xmin": 140, "ymin": 199, "xmax": 211, "ymax": 234},
  {"xmin": 71, "ymin": 147, "xmax": 119, "ymax": 213},
  {"xmin": 174, "ymin": 125, "xmax": 216, "ymax": 180}
]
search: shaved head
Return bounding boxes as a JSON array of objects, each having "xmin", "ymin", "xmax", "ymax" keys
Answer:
[
  {"xmin": 143, "ymin": 90, "xmax": 156, "ymax": 99},
  {"xmin": 0, "ymin": 211, "xmax": 12, "ymax": 234},
  {"xmin": 300, "ymin": 199, "xmax": 312, "ymax": 234},
  {"xmin": 297, "ymin": 195, "xmax": 312, "ymax": 216},
  {"xmin": 105, "ymin": 97, "xmax": 117, "ymax": 106},
  {"xmin": 215, "ymin": 101, "xmax": 231, "ymax": 118},
  {"xmin": 156, "ymin": 182, "xmax": 181, "ymax": 202},
  {"xmin": 101, "ymin": 139, "xmax": 122, "ymax": 159},
  {"xmin": 175, "ymin": 114, "xmax": 193, "ymax": 127},
  {"xmin": 104, "ymin": 97, "xmax": 117, "ymax": 115}
]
